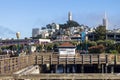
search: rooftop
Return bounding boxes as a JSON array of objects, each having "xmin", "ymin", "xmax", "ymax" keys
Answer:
[{"xmin": 59, "ymin": 42, "xmax": 75, "ymax": 47}]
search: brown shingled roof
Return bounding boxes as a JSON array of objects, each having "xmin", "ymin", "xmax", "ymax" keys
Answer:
[{"xmin": 59, "ymin": 42, "xmax": 75, "ymax": 47}]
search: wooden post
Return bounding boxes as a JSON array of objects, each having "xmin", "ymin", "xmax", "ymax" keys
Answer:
[
  {"xmin": 111, "ymin": 66, "xmax": 114, "ymax": 74},
  {"xmin": 102, "ymin": 64, "xmax": 104, "ymax": 73},
  {"xmin": 42, "ymin": 55, "xmax": 43, "ymax": 64},
  {"xmin": 50, "ymin": 54, "xmax": 52, "ymax": 65},
  {"xmin": 105, "ymin": 64, "xmax": 108, "ymax": 73},
  {"xmin": 52, "ymin": 65, "xmax": 57, "ymax": 73},
  {"xmin": 115, "ymin": 54, "xmax": 117, "ymax": 64},
  {"xmin": 98, "ymin": 55, "xmax": 100, "ymax": 64},
  {"xmin": 58, "ymin": 55, "xmax": 59, "ymax": 64},
  {"xmin": 55, "ymin": 65, "xmax": 57, "ymax": 73},
  {"xmin": 63, "ymin": 64, "xmax": 66, "ymax": 73},
  {"xmin": 106, "ymin": 55, "xmax": 108, "ymax": 63},
  {"xmin": 90, "ymin": 55, "xmax": 92, "ymax": 64},
  {"xmin": 81, "ymin": 65, "xmax": 84, "ymax": 73},
  {"xmin": 74, "ymin": 55, "xmax": 75, "ymax": 64},
  {"xmin": 46, "ymin": 64, "xmax": 50, "ymax": 72},
  {"xmin": 39, "ymin": 65, "xmax": 42, "ymax": 73},
  {"xmin": 82, "ymin": 55, "xmax": 84, "ymax": 64},
  {"xmin": 0, "ymin": 60, "xmax": 4, "ymax": 74},
  {"xmin": 66, "ymin": 64, "xmax": 67, "ymax": 73},
  {"xmin": 35, "ymin": 55, "xmax": 38, "ymax": 65},
  {"xmin": 98, "ymin": 64, "xmax": 101, "ymax": 73},
  {"xmin": 10, "ymin": 59, "xmax": 13, "ymax": 73}
]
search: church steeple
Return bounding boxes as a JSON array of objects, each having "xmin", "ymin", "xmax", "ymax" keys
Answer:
[
  {"xmin": 68, "ymin": 12, "xmax": 72, "ymax": 21},
  {"xmin": 103, "ymin": 12, "xmax": 108, "ymax": 30}
]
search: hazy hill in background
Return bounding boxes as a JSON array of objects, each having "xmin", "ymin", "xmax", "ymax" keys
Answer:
[{"xmin": 0, "ymin": 26, "xmax": 16, "ymax": 39}]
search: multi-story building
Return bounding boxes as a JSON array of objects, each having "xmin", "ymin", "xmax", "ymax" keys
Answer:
[
  {"xmin": 106, "ymin": 30, "xmax": 120, "ymax": 42},
  {"xmin": 88, "ymin": 29, "xmax": 120, "ymax": 43},
  {"xmin": 32, "ymin": 28, "xmax": 40, "ymax": 37},
  {"xmin": 41, "ymin": 30, "xmax": 49, "ymax": 38}
]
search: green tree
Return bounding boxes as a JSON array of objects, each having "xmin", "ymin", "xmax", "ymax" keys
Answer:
[
  {"xmin": 115, "ymin": 43, "xmax": 120, "ymax": 53},
  {"xmin": 105, "ymin": 40, "xmax": 115, "ymax": 53},
  {"xmin": 95, "ymin": 25, "xmax": 106, "ymax": 40},
  {"xmin": 96, "ymin": 40, "xmax": 105, "ymax": 45},
  {"xmin": 59, "ymin": 20, "xmax": 80, "ymax": 29},
  {"xmin": 67, "ymin": 20, "xmax": 80, "ymax": 27},
  {"xmin": 53, "ymin": 43, "xmax": 59, "ymax": 52},
  {"xmin": 105, "ymin": 40, "xmax": 115, "ymax": 46},
  {"xmin": 110, "ymin": 50, "xmax": 118, "ymax": 54},
  {"xmin": 88, "ymin": 44, "xmax": 105, "ymax": 53},
  {"xmin": 36, "ymin": 44, "xmax": 43, "ymax": 51},
  {"xmin": 87, "ymin": 41, "xmax": 97, "ymax": 47},
  {"xmin": 96, "ymin": 40, "xmax": 115, "ymax": 53},
  {"xmin": 45, "ymin": 43, "xmax": 53, "ymax": 51},
  {"xmin": 70, "ymin": 41, "xmax": 78, "ymax": 46}
]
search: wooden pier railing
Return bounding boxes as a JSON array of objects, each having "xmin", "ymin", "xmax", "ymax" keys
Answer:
[
  {"xmin": 0, "ymin": 53, "xmax": 120, "ymax": 75},
  {"xmin": 36, "ymin": 53, "xmax": 120, "ymax": 65},
  {"xmin": 0, "ymin": 55, "xmax": 10, "ymax": 59},
  {"xmin": 0, "ymin": 54, "xmax": 36, "ymax": 74}
]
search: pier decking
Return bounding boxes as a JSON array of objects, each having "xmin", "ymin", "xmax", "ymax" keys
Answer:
[
  {"xmin": 13, "ymin": 73, "xmax": 120, "ymax": 80},
  {"xmin": 1, "ymin": 53, "xmax": 120, "ymax": 79}
]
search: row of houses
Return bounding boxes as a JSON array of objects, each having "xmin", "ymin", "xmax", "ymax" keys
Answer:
[
  {"xmin": 0, "ymin": 39, "xmax": 51, "ymax": 46},
  {"xmin": 1, "ymin": 29, "xmax": 120, "ymax": 47}
]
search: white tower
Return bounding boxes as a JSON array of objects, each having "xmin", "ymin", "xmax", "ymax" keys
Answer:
[
  {"xmin": 103, "ymin": 12, "xmax": 108, "ymax": 30},
  {"xmin": 68, "ymin": 12, "xmax": 72, "ymax": 21}
]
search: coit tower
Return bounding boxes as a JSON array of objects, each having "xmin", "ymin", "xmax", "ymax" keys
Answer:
[{"xmin": 68, "ymin": 12, "xmax": 72, "ymax": 21}]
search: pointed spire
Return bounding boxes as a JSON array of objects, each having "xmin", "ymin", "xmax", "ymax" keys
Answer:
[
  {"xmin": 103, "ymin": 12, "xmax": 108, "ymax": 30},
  {"xmin": 104, "ymin": 11, "xmax": 107, "ymax": 19}
]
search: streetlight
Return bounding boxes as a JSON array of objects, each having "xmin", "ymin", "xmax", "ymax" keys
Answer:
[{"xmin": 16, "ymin": 32, "xmax": 20, "ymax": 56}]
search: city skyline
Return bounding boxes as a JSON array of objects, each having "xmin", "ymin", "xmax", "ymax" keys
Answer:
[{"xmin": 0, "ymin": 0, "xmax": 120, "ymax": 38}]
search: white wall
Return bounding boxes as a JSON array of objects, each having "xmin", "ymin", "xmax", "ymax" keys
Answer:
[
  {"xmin": 39, "ymin": 39, "xmax": 51, "ymax": 44},
  {"xmin": 59, "ymin": 48, "xmax": 75, "ymax": 55}
]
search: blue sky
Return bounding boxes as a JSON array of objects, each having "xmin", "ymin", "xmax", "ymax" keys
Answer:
[{"xmin": 0, "ymin": 0, "xmax": 120, "ymax": 38}]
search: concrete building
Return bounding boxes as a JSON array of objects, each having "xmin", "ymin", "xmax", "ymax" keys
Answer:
[
  {"xmin": 51, "ymin": 23, "xmax": 60, "ymax": 30},
  {"xmin": 71, "ymin": 34, "xmax": 81, "ymax": 41},
  {"xmin": 55, "ymin": 24, "xmax": 60, "ymax": 30},
  {"xmin": 106, "ymin": 31, "xmax": 120, "ymax": 42},
  {"xmin": 37, "ymin": 23, "xmax": 60, "ymax": 39},
  {"xmin": 41, "ymin": 30, "xmax": 49, "ymax": 38},
  {"xmin": 88, "ymin": 30, "xmax": 120, "ymax": 43},
  {"xmin": 32, "ymin": 28, "xmax": 40, "ymax": 37},
  {"xmin": 32, "ymin": 27, "xmax": 54, "ymax": 39}
]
